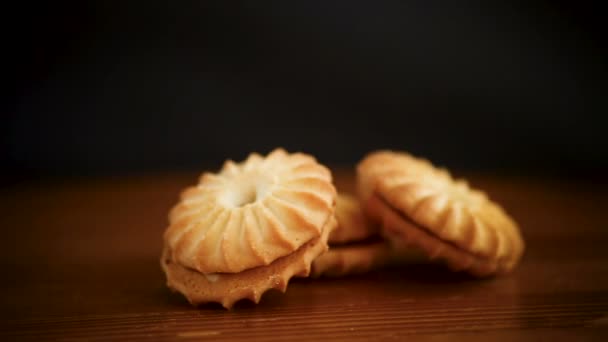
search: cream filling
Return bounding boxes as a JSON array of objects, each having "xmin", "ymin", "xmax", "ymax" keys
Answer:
[
  {"xmin": 204, "ymin": 273, "xmax": 220, "ymax": 283},
  {"xmin": 376, "ymin": 194, "xmax": 482, "ymax": 259}
]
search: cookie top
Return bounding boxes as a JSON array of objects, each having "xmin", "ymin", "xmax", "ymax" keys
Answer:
[
  {"xmin": 357, "ymin": 150, "xmax": 524, "ymax": 274},
  {"xmin": 164, "ymin": 148, "xmax": 336, "ymax": 274},
  {"xmin": 330, "ymin": 193, "xmax": 378, "ymax": 244},
  {"xmin": 357, "ymin": 150, "xmax": 436, "ymax": 204},
  {"xmin": 162, "ymin": 217, "xmax": 336, "ymax": 309}
]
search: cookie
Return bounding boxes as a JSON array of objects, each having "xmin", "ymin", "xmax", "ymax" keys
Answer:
[
  {"xmin": 163, "ymin": 217, "xmax": 335, "ymax": 308},
  {"xmin": 164, "ymin": 148, "xmax": 336, "ymax": 274},
  {"xmin": 357, "ymin": 150, "xmax": 524, "ymax": 276},
  {"xmin": 161, "ymin": 148, "xmax": 337, "ymax": 307}
]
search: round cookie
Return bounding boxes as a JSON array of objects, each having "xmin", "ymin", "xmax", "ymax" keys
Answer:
[
  {"xmin": 357, "ymin": 150, "xmax": 525, "ymax": 277},
  {"xmin": 163, "ymin": 217, "xmax": 335, "ymax": 309},
  {"xmin": 164, "ymin": 148, "xmax": 336, "ymax": 274},
  {"xmin": 161, "ymin": 148, "xmax": 337, "ymax": 307}
]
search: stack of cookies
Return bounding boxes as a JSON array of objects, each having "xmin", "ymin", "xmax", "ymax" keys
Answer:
[{"xmin": 161, "ymin": 148, "xmax": 525, "ymax": 308}]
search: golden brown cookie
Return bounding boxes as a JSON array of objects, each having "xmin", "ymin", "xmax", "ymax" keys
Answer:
[
  {"xmin": 164, "ymin": 148, "xmax": 336, "ymax": 274},
  {"xmin": 163, "ymin": 218, "xmax": 335, "ymax": 308},
  {"xmin": 357, "ymin": 150, "xmax": 525, "ymax": 277},
  {"xmin": 161, "ymin": 148, "xmax": 337, "ymax": 307}
]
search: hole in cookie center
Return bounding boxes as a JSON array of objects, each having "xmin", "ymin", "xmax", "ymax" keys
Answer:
[
  {"xmin": 234, "ymin": 186, "xmax": 257, "ymax": 207},
  {"xmin": 219, "ymin": 175, "xmax": 272, "ymax": 208}
]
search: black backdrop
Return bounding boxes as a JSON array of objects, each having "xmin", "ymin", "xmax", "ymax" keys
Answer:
[{"xmin": 6, "ymin": 1, "xmax": 607, "ymax": 180}]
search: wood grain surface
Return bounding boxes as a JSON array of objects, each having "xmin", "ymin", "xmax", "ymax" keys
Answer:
[{"xmin": 1, "ymin": 170, "xmax": 607, "ymax": 341}]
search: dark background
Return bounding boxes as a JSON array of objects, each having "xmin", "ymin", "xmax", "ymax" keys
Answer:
[{"xmin": 6, "ymin": 1, "xmax": 607, "ymax": 182}]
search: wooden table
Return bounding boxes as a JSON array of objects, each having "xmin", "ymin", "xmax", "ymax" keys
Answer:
[{"xmin": 2, "ymin": 170, "xmax": 608, "ymax": 341}]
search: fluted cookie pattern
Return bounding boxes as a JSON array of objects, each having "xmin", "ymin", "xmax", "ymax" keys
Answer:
[
  {"xmin": 356, "ymin": 150, "xmax": 435, "ymax": 203},
  {"xmin": 358, "ymin": 150, "xmax": 525, "ymax": 275},
  {"xmin": 164, "ymin": 148, "xmax": 337, "ymax": 274},
  {"xmin": 370, "ymin": 194, "xmax": 510, "ymax": 277}
]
